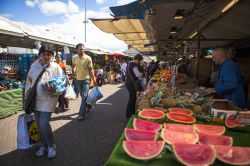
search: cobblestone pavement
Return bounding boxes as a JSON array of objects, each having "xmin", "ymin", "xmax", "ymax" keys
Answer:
[{"xmin": 0, "ymin": 84, "xmax": 129, "ymax": 166}]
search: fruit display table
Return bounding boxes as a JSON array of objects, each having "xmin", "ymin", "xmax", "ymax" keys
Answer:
[
  {"xmin": 105, "ymin": 115, "xmax": 250, "ymax": 166},
  {"xmin": 0, "ymin": 88, "xmax": 23, "ymax": 119}
]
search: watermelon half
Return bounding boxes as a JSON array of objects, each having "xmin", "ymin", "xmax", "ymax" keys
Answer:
[
  {"xmin": 214, "ymin": 145, "xmax": 250, "ymax": 165},
  {"xmin": 163, "ymin": 123, "xmax": 195, "ymax": 133},
  {"xmin": 225, "ymin": 114, "xmax": 245, "ymax": 129},
  {"xmin": 138, "ymin": 110, "xmax": 165, "ymax": 123},
  {"xmin": 133, "ymin": 118, "xmax": 162, "ymax": 132},
  {"xmin": 123, "ymin": 141, "xmax": 165, "ymax": 160},
  {"xmin": 166, "ymin": 113, "xmax": 196, "ymax": 124},
  {"xmin": 161, "ymin": 128, "xmax": 198, "ymax": 145},
  {"xmin": 125, "ymin": 128, "xmax": 158, "ymax": 141},
  {"xmin": 168, "ymin": 108, "xmax": 193, "ymax": 115},
  {"xmin": 194, "ymin": 124, "xmax": 225, "ymax": 135},
  {"xmin": 173, "ymin": 143, "xmax": 216, "ymax": 166},
  {"xmin": 198, "ymin": 132, "xmax": 233, "ymax": 146}
]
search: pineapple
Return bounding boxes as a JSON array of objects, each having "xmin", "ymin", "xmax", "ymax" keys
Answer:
[
  {"xmin": 192, "ymin": 104, "xmax": 203, "ymax": 114},
  {"xmin": 160, "ymin": 98, "xmax": 177, "ymax": 108}
]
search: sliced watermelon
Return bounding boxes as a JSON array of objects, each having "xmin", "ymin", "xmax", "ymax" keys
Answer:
[
  {"xmin": 138, "ymin": 110, "xmax": 165, "ymax": 122},
  {"xmin": 133, "ymin": 118, "xmax": 162, "ymax": 132},
  {"xmin": 225, "ymin": 114, "xmax": 245, "ymax": 129},
  {"xmin": 194, "ymin": 124, "xmax": 225, "ymax": 135},
  {"xmin": 168, "ymin": 108, "xmax": 193, "ymax": 115},
  {"xmin": 166, "ymin": 112, "xmax": 196, "ymax": 124},
  {"xmin": 214, "ymin": 145, "xmax": 250, "ymax": 165},
  {"xmin": 161, "ymin": 128, "xmax": 198, "ymax": 145},
  {"xmin": 173, "ymin": 143, "xmax": 216, "ymax": 166},
  {"xmin": 163, "ymin": 123, "xmax": 195, "ymax": 133},
  {"xmin": 125, "ymin": 128, "xmax": 158, "ymax": 141},
  {"xmin": 198, "ymin": 132, "xmax": 233, "ymax": 146},
  {"xmin": 123, "ymin": 141, "xmax": 165, "ymax": 160}
]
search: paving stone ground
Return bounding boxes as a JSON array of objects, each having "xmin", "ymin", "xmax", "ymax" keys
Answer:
[{"xmin": 0, "ymin": 84, "xmax": 129, "ymax": 166}]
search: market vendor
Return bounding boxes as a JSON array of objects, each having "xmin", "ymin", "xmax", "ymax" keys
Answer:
[{"xmin": 205, "ymin": 48, "xmax": 246, "ymax": 108}]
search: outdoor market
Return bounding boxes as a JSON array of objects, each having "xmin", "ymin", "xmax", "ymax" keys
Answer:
[{"xmin": 1, "ymin": 0, "xmax": 250, "ymax": 166}]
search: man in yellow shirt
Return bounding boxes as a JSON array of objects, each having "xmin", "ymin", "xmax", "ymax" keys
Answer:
[{"xmin": 72, "ymin": 43, "xmax": 96, "ymax": 121}]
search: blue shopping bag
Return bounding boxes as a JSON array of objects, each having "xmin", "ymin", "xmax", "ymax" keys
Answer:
[{"xmin": 86, "ymin": 86, "xmax": 103, "ymax": 105}]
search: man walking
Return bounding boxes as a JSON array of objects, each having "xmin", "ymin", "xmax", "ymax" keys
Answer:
[{"xmin": 72, "ymin": 43, "xmax": 96, "ymax": 121}]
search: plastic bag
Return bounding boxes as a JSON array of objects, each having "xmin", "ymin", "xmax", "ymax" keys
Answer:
[
  {"xmin": 64, "ymin": 85, "xmax": 77, "ymax": 100},
  {"xmin": 17, "ymin": 114, "xmax": 40, "ymax": 149},
  {"xmin": 41, "ymin": 76, "xmax": 67, "ymax": 95},
  {"xmin": 86, "ymin": 86, "xmax": 103, "ymax": 105}
]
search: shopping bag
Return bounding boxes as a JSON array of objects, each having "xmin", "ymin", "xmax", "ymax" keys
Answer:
[
  {"xmin": 86, "ymin": 86, "xmax": 103, "ymax": 105},
  {"xmin": 17, "ymin": 114, "xmax": 40, "ymax": 149},
  {"xmin": 64, "ymin": 85, "xmax": 77, "ymax": 100}
]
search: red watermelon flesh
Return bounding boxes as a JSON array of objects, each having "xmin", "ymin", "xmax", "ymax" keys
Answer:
[
  {"xmin": 198, "ymin": 132, "xmax": 233, "ymax": 146},
  {"xmin": 123, "ymin": 141, "xmax": 165, "ymax": 160},
  {"xmin": 225, "ymin": 114, "xmax": 245, "ymax": 128},
  {"xmin": 194, "ymin": 124, "xmax": 225, "ymax": 135},
  {"xmin": 173, "ymin": 143, "xmax": 216, "ymax": 166},
  {"xmin": 133, "ymin": 118, "xmax": 162, "ymax": 132},
  {"xmin": 139, "ymin": 110, "xmax": 165, "ymax": 120},
  {"xmin": 161, "ymin": 128, "xmax": 198, "ymax": 145},
  {"xmin": 166, "ymin": 113, "xmax": 196, "ymax": 124},
  {"xmin": 214, "ymin": 145, "xmax": 250, "ymax": 165},
  {"xmin": 169, "ymin": 108, "xmax": 193, "ymax": 115},
  {"xmin": 164, "ymin": 123, "xmax": 195, "ymax": 133},
  {"xmin": 125, "ymin": 128, "xmax": 158, "ymax": 141}
]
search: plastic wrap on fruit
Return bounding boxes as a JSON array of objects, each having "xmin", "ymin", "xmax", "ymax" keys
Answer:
[{"xmin": 41, "ymin": 76, "xmax": 67, "ymax": 95}]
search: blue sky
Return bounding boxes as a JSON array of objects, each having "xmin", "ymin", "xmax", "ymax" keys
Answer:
[
  {"xmin": 0, "ymin": 0, "xmax": 123, "ymax": 24},
  {"xmin": 0, "ymin": 0, "xmax": 135, "ymax": 51}
]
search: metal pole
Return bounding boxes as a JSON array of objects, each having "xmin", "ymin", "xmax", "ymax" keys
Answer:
[
  {"xmin": 196, "ymin": 29, "xmax": 200, "ymax": 80},
  {"xmin": 84, "ymin": 0, "xmax": 87, "ymax": 42}
]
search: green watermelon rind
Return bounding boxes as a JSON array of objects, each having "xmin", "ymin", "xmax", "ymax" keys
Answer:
[
  {"xmin": 166, "ymin": 113, "xmax": 196, "ymax": 124},
  {"xmin": 173, "ymin": 143, "xmax": 216, "ymax": 166},
  {"xmin": 123, "ymin": 141, "xmax": 165, "ymax": 160},
  {"xmin": 194, "ymin": 124, "xmax": 226, "ymax": 135},
  {"xmin": 161, "ymin": 128, "xmax": 198, "ymax": 145},
  {"xmin": 133, "ymin": 118, "xmax": 162, "ymax": 132},
  {"xmin": 214, "ymin": 145, "xmax": 250, "ymax": 165},
  {"xmin": 124, "ymin": 128, "xmax": 158, "ymax": 141},
  {"xmin": 138, "ymin": 110, "xmax": 166, "ymax": 123},
  {"xmin": 168, "ymin": 107, "xmax": 193, "ymax": 116}
]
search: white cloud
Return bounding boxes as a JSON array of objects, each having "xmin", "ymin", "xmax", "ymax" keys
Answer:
[
  {"xmin": 39, "ymin": 0, "xmax": 79, "ymax": 16},
  {"xmin": 116, "ymin": 0, "xmax": 135, "ymax": 6},
  {"xmin": 0, "ymin": 13, "xmax": 13, "ymax": 18},
  {"xmin": 25, "ymin": 0, "xmax": 42, "ymax": 8},
  {"xmin": 96, "ymin": 0, "xmax": 105, "ymax": 5}
]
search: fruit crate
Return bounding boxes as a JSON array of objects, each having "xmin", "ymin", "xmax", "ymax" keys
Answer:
[{"xmin": 211, "ymin": 99, "xmax": 239, "ymax": 122}]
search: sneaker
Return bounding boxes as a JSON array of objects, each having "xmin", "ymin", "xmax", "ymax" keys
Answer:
[
  {"xmin": 48, "ymin": 146, "xmax": 56, "ymax": 159},
  {"xmin": 78, "ymin": 116, "xmax": 85, "ymax": 121},
  {"xmin": 35, "ymin": 146, "xmax": 47, "ymax": 157}
]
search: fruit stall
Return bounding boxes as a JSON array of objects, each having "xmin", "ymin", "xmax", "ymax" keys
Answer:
[{"xmin": 105, "ymin": 79, "xmax": 250, "ymax": 166}]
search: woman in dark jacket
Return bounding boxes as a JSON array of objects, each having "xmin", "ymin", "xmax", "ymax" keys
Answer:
[{"xmin": 125, "ymin": 54, "xmax": 143, "ymax": 118}]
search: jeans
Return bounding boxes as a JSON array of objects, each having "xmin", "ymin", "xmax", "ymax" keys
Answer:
[
  {"xmin": 34, "ymin": 111, "xmax": 54, "ymax": 148},
  {"xmin": 72, "ymin": 78, "xmax": 79, "ymax": 97},
  {"xmin": 125, "ymin": 83, "xmax": 137, "ymax": 117},
  {"xmin": 78, "ymin": 80, "xmax": 90, "ymax": 117}
]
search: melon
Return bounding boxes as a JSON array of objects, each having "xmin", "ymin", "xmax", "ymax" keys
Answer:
[
  {"xmin": 166, "ymin": 113, "xmax": 196, "ymax": 124},
  {"xmin": 225, "ymin": 114, "xmax": 245, "ymax": 129},
  {"xmin": 214, "ymin": 145, "xmax": 250, "ymax": 165},
  {"xmin": 123, "ymin": 141, "xmax": 165, "ymax": 160},
  {"xmin": 198, "ymin": 132, "xmax": 233, "ymax": 146},
  {"xmin": 173, "ymin": 143, "xmax": 216, "ymax": 166},
  {"xmin": 138, "ymin": 110, "xmax": 165, "ymax": 122},
  {"xmin": 133, "ymin": 118, "xmax": 162, "ymax": 132},
  {"xmin": 168, "ymin": 108, "xmax": 193, "ymax": 115},
  {"xmin": 161, "ymin": 128, "xmax": 198, "ymax": 145},
  {"xmin": 125, "ymin": 128, "xmax": 158, "ymax": 141},
  {"xmin": 194, "ymin": 124, "xmax": 225, "ymax": 135},
  {"xmin": 163, "ymin": 123, "xmax": 195, "ymax": 133}
]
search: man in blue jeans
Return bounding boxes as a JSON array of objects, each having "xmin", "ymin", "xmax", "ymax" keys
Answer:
[{"xmin": 72, "ymin": 43, "xmax": 96, "ymax": 121}]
